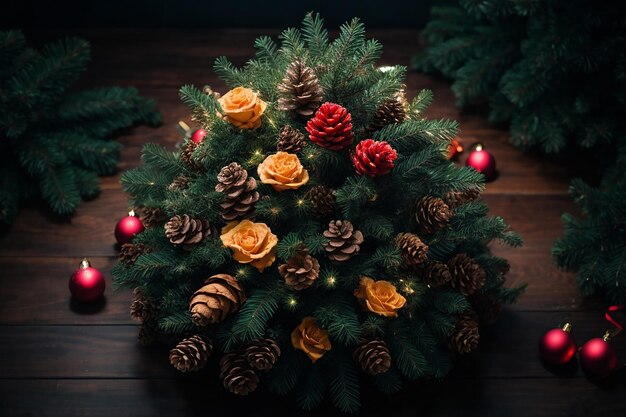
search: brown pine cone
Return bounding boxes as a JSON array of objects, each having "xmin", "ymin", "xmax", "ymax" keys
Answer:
[
  {"xmin": 395, "ymin": 232, "xmax": 429, "ymax": 267},
  {"xmin": 119, "ymin": 243, "xmax": 151, "ymax": 265},
  {"xmin": 243, "ymin": 338, "xmax": 281, "ymax": 371},
  {"xmin": 169, "ymin": 335, "xmax": 213, "ymax": 372},
  {"xmin": 139, "ymin": 207, "xmax": 166, "ymax": 228},
  {"xmin": 189, "ymin": 274, "xmax": 247, "ymax": 326},
  {"xmin": 415, "ymin": 196, "xmax": 452, "ymax": 235},
  {"xmin": 168, "ymin": 175, "xmax": 190, "ymax": 191},
  {"xmin": 469, "ymin": 292, "xmax": 502, "ymax": 326},
  {"xmin": 447, "ymin": 254, "xmax": 487, "ymax": 296},
  {"xmin": 444, "ymin": 189, "xmax": 480, "ymax": 208},
  {"xmin": 180, "ymin": 141, "xmax": 203, "ymax": 171},
  {"xmin": 304, "ymin": 185, "xmax": 336, "ymax": 218},
  {"xmin": 130, "ymin": 288, "xmax": 157, "ymax": 322},
  {"xmin": 215, "ymin": 162, "xmax": 260, "ymax": 221},
  {"xmin": 164, "ymin": 214, "xmax": 211, "ymax": 250},
  {"xmin": 353, "ymin": 339, "xmax": 391, "ymax": 375},
  {"xmin": 278, "ymin": 248, "xmax": 320, "ymax": 290},
  {"xmin": 278, "ymin": 59, "xmax": 324, "ymax": 117},
  {"xmin": 276, "ymin": 125, "xmax": 306, "ymax": 153},
  {"xmin": 450, "ymin": 315, "xmax": 479, "ymax": 354},
  {"xmin": 419, "ymin": 261, "xmax": 451, "ymax": 287},
  {"xmin": 323, "ymin": 220, "xmax": 364, "ymax": 262},
  {"xmin": 366, "ymin": 95, "xmax": 408, "ymax": 133},
  {"xmin": 219, "ymin": 353, "xmax": 260, "ymax": 395}
]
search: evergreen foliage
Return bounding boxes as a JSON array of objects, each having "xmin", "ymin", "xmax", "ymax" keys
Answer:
[
  {"xmin": 113, "ymin": 14, "xmax": 522, "ymax": 411},
  {"xmin": 0, "ymin": 31, "xmax": 160, "ymax": 227}
]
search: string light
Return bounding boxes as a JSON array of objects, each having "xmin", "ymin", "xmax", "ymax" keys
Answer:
[
  {"xmin": 296, "ymin": 199, "xmax": 305, "ymax": 207},
  {"xmin": 326, "ymin": 275, "xmax": 337, "ymax": 287}
]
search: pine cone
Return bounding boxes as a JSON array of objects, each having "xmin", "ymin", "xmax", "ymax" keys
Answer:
[
  {"xmin": 215, "ymin": 162, "xmax": 260, "ymax": 221},
  {"xmin": 323, "ymin": 220, "xmax": 364, "ymax": 262},
  {"xmin": 445, "ymin": 189, "xmax": 480, "ymax": 208},
  {"xmin": 164, "ymin": 214, "xmax": 211, "ymax": 250},
  {"xmin": 419, "ymin": 261, "xmax": 451, "ymax": 287},
  {"xmin": 139, "ymin": 207, "xmax": 166, "ymax": 228},
  {"xmin": 304, "ymin": 185, "xmax": 336, "ymax": 217},
  {"xmin": 189, "ymin": 274, "xmax": 247, "ymax": 326},
  {"xmin": 470, "ymin": 292, "xmax": 502, "ymax": 326},
  {"xmin": 447, "ymin": 254, "xmax": 487, "ymax": 296},
  {"xmin": 276, "ymin": 125, "xmax": 306, "ymax": 153},
  {"xmin": 243, "ymin": 338, "xmax": 281, "ymax": 371},
  {"xmin": 306, "ymin": 102, "xmax": 354, "ymax": 151},
  {"xmin": 278, "ymin": 59, "xmax": 324, "ymax": 117},
  {"xmin": 415, "ymin": 196, "xmax": 452, "ymax": 235},
  {"xmin": 219, "ymin": 353, "xmax": 260, "ymax": 395},
  {"xmin": 395, "ymin": 232, "xmax": 429, "ymax": 266},
  {"xmin": 353, "ymin": 339, "xmax": 391, "ymax": 375},
  {"xmin": 366, "ymin": 95, "xmax": 408, "ymax": 133},
  {"xmin": 119, "ymin": 243, "xmax": 151, "ymax": 265},
  {"xmin": 450, "ymin": 315, "xmax": 479, "ymax": 354},
  {"xmin": 180, "ymin": 141, "xmax": 203, "ymax": 171},
  {"xmin": 169, "ymin": 335, "xmax": 213, "ymax": 372},
  {"xmin": 278, "ymin": 248, "xmax": 320, "ymax": 290},
  {"xmin": 168, "ymin": 175, "xmax": 189, "ymax": 191},
  {"xmin": 351, "ymin": 139, "xmax": 398, "ymax": 177},
  {"xmin": 130, "ymin": 288, "xmax": 157, "ymax": 322}
]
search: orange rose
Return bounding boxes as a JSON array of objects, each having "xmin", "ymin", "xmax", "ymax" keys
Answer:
[
  {"xmin": 354, "ymin": 276, "xmax": 406, "ymax": 318},
  {"xmin": 291, "ymin": 317, "xmax": 332, "ymax": 363},
  {"xmin": 257, "ymin": 152, "xmax": 309, "ymax": 191},
  {"xmin": 218, "ymin": 86, "xmax": 267, "ymax": 129},
  {"xmin": 220, "ymin": 220, "xmax": 278, "ymax": 272}
]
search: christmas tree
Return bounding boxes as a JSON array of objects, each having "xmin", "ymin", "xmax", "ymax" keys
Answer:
[
  {"xmin": 113, "ymin": 14, "xmax": 523, "ymax": 412},
  {"xmin": 0, "ymin": 30, "xmax": 160, "ymax": 227}
]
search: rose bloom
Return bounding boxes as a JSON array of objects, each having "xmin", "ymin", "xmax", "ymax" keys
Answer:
[
  {"xmin": 218, "ymin": 86, "xmax": 267, "ymax": 129},
  {"xmin": 354, "ymin": 276, "xmax": 406, "ymax": 318},
  {"xmin": 257, "ymin": 152, "xmax": 309, "ymax": 191},
  {"xmin": 220, "ymin": 220, "xmax": 278, "ymax": 272},
  {"xmin": 291, "ymin": 317, "xmax": 332, "ymax": 363}
]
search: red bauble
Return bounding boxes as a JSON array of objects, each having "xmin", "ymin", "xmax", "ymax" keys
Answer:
[
  {"xmin": 352, "ymin": 139, "xmax": 398, "ymax": 177},
  {"xmin": 466, "ymin": 144, "xmax": 496, "ymax": 180},
  {"xmin": 191, "ymin": 129, "xmax": 207, "ymax": 144},
  {"xmin": 448, "ymin": 139, "xmax": 464, "ymax": 160},
  {"xmin": 69, "ymin": 259, "xmax": 106, "ymax": 302},
  {"xmin": 579, "ymin": 333, "xmax": 618, "ymax": 376},
  {"xmin": 115, "ymin": 210, "xmax": 145, "ymax": 245},
  {"xmin": 538, "ymin": 323, "xmax": 577, "ymax": 365},
  {"xmin": 305, "ymin": 102, "xmax": 354, "ymax": 151}
]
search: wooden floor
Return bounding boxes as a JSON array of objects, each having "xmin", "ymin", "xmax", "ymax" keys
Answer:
[{"xmin": 0, "ymin": 29, "xmax": 624, "ymax": 416}]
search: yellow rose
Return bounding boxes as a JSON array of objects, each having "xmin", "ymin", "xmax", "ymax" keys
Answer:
[
  {"xmin": 257, "ymin": 152, "xmax": 309, "ymax": 191},
  {"xmin": 354, "ymin": 276, "xmax": 406, "ymax": 318},
  {"xmin": 218, "ymin": 86, "xmax": 267, "ymax": 129},
  {"xmin": 291, "ymin": 317, "xmax": 332, "ymax": 363},
  {"xmin": 220, "ymin": 220, "xmax": 278, "ymax": 272}
]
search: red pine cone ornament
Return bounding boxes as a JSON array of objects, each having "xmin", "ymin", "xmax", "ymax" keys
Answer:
[
  {"xmin": 306, "ymin": 102, "xmax": 354, "ymax": 151},
  {"xmin": 351, "ymin": 139, "xmax": 398, "ymax": 177}
]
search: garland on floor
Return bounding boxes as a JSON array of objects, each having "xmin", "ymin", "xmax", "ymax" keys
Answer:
[
  {"xmin": 0, "ymin": 30, "xmax": 160, "ymax": 227},
  {"xmin": 113, "ymin": 14, "xmax": 523, "ymax": 412}
]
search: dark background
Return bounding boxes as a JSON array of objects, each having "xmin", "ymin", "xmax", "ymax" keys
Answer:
[{"xmin": 1, "ymin": 0, "xmax": 450, "ymax": 29}]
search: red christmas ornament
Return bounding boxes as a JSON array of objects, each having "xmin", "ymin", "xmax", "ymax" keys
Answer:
[
  {"xmin": 305, "ymin": 102, "xmax": 354, "ymax": 151},
  {"xmin": 579, "ymin": 331, "xmax": 618, "ymax": 376},
  {"xmin": 538, "ymin": 323, "xmax": 577, "ymax": 365},
  {"xmin": 191, "ymin": 129, "xmax": 207, "ymax": 144},
  {"xmin": 448, "ymin": 138, "xmax": 464, "ymax": 160},
  {"xmin": 351, "ymin": 139, "xmax": 398, "ymax": 177},
  {"xmin": 466, "ymin": 143, "xmax": 496, "ymax": 180},
  {"xmin": 115, "ymin": 210, "xmax": 145, "ymax": 245},
  {"xmin": 69, "ymin": 259, "xmax": 106, "ymax": 303}
]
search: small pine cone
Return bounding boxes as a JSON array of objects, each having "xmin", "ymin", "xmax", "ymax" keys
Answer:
[
  {"xmin": 243, "ymin": 338, "xmax": 281, "ymax": 371},
  {"xmin": 304, "ymin": 185, "xmax": 336, "ymax": 217},
  {"xmin": 447, "ymin": 254, "xmax": 487, "ymax": 296},
  {"xmin": 139, "ymin": 207, "xmax": 166, "ymax": 228},
  {"xmin": 323, "ymin": 220, "xmax": 364, "ymax": 262},
  {"xmin": 353, "ymin": 339, "xmax": 391, "ymax": 375},
  {"xmin": 395, "ymin": 232, "xmax": 429, "ymax": 267},
  {"xmin": 169, "ymin": 335, "xmax": 213, "ymax": 372},
  {"xmin": 138, "ymin": 323, "xmax": 156, "ymax": 347},
  {"xmin": 119, "ymin": 243, "xmax": 151, "ymax": 265},
  {"xmin": 219, "ymin": 353, "xmax": 260, "ymax": 395},
  {"xmin": 164, "ymin": 214, "xmax": 211, "ymax": 250},
  {"xmin": 168, "ymin": 175, "xmax": 190, "ymax": 191},
  {"xmin": 215, "ymin": 163, "xmax": 260, "ymax": 221},
  {"xmin": 277, "ymin": 125, "xmax": 306, "ymax": 153},
  {"xmin": 366, "ymin": 95, "xmax": 408, "ymax": 133},
  {"xmin": 130, "ymin": 288, "xmax": 157, "ymax": 322},
  {"xmin": 450, "ymin": 315, "xmax": 479, "ymax": 354},
  {"xmin": 278, "ymin": 248, "xmax": 320, "ymax": 290},
  {"xmin": 469, "ymin": 292, "xmax": 502, "ymax": 326},
  {"xmin": 180, "ymin": 141, "xmax": 203, "ymax": 171},
  {"xmin": 445, "ymin": 189, "xmax": 480, "ymax": 208},
  {"xmin": 189, "ymin": 274, "xmax": 247, "ymax": 326},
  {"xmin": 278, "ymin": 59, "xmax": 324, "ymax": 117},
  {"xmin": 415, "ymin": 196, "xmax": 452, "ymax": 235},
  {"xmin": 419, "ymin": 261, "xmax": 451, "ymax": 288}
]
